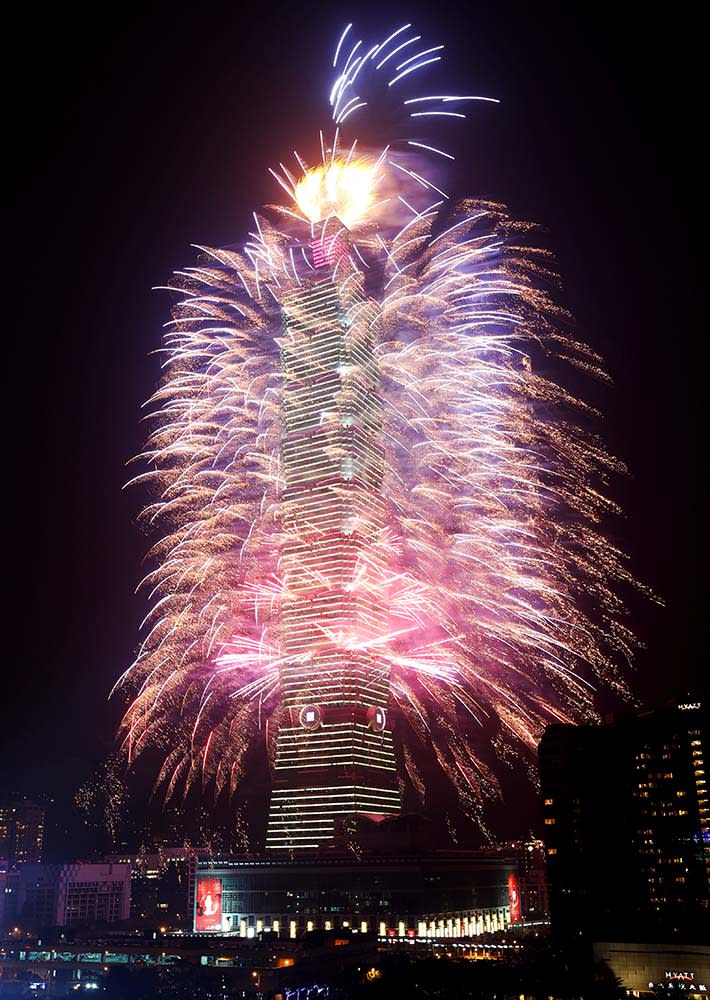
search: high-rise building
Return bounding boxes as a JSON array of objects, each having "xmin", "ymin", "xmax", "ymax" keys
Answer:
[
  {"xmin": 0, "ymin": 797, "xmax": 45, "ymax": 865},
  {"xmin": 57, "ymin": 862, "xmax": 131, "ymax": 925},
  {"xmin": 504, "ymin": 840, "xmax": 549, "ymax": 922},
  {"xmin": 539, "ymin": 698, "xmax": 709, "ymax": 942},
  {"xmin": 104, "ymin": 845, "xmax": 202, "ymax": 927},
  {"xmin": 12, "ymin": 864, "xmax": 60, "ymax": 929},
  {"xmin": 265, "ymin": 232, "xmax": 400, "ymax": 851},
  {"xmin": 3, "ymin": 862, "xmax": 131, "ymax": 930}
]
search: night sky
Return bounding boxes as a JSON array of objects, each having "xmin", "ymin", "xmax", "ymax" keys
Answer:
[{"xmin": 4, "ymin": 2, "xmax": 701, "ymax": 853}]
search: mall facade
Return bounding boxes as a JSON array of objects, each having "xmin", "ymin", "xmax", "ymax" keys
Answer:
[{"xmin": 193, "ymin": 851, "xmax": 520, "ymax": 939}]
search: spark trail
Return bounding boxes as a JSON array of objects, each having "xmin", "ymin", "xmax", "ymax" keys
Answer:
[{"xmin": 115, "ymin": 24, "xmax": 644, "ymax": 832}]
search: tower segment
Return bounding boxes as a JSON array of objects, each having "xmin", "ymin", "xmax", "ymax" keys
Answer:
[{"xmin": 265, "ymin": 232, "xmax": 401, "ymax": 850}]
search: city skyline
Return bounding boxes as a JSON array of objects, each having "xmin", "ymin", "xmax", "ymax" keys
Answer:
[{"xmin": 3, "ymin": 3, "xmax": 701, "ymax": 854}]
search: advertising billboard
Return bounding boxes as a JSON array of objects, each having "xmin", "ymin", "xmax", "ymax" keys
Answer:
[
  {"xmin": 508, "ymin": 872, "xmax": 521, "ymax": 923},
  {"xmin": 195, "ymin": 877, "xmax": 223, "ymax": 932}
]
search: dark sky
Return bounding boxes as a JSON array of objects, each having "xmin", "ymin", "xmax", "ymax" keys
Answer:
[{"xmin": 4, "ymin": 2, "xmax": 701, "ymax": 850}]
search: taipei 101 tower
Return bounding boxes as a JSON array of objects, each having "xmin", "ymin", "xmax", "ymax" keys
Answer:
[
  {"xmin": 117, "ymin": 23, "xmax": 643, "ymax": 906},
  {"xmin": 265, "ymin": 225, "xmax": 401, "ymax": 850}
]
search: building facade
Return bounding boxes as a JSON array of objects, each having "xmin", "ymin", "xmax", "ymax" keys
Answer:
[
  {"xmin": 0, "ymin": 798, "xmax": 45, "ymax": 865},
  {"xmin": 593, "ymin": 941, "xmax": 710, "ymax": 997},
  {"xmin": 193, "ymin": 852, "xmax": 517, "ymax": 938},
  {"xmin": 266, "ymin": 231, "xmax": 400, "ymax": 850},
  {"xmin": 13, "ymin": 864, "xmax": 60, "ymax": 929},
  {"xmin": 539, "ymin": 698, "xmax": 709, "ymax": 942},
  {"xmin": 2, "ymin": 862, "xmax": 131, "ymax": 930},
  {"xmin": 504, "ymin": 840, "xmax": 549, "ymax": 922},
  {"xmin": 0, "ymin": 863, "xmax": 22, "ymax": 930},
  {"xmin": 57, "ymin": 862, "xmax": 131, "ymax": 925},
  {"xmin": 104, "ymin": 846, "xmax": 201, "ymax": 927}
]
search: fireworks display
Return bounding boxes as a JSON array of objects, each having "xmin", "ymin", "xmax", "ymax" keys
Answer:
[{"xmin": 114, "ymin": 24, "xmax": 642, "ymax": 834}]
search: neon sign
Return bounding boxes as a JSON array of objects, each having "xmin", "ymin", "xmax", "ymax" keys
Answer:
[{"xmin": 646, "ymin": 973, "xmax": 708, "ymax": 993}]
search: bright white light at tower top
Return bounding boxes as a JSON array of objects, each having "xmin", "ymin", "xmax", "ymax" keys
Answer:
[{"xmin": 294, "ymin": 158, "xmax": 378, "ymax": 227}]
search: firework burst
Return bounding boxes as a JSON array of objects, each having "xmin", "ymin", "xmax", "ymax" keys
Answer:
[{"xmin": 114, "ymin": 24, "xmax": 645, "ymax": 832}]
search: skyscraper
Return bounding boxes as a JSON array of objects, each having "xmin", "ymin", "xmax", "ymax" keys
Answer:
[
  {"xmin": 0, "ymin": 798, "xmax": 45, "ymax": 866},
  {"xmin": 504, "ymin": 839, "xmax": 549, "ymax": 922},
  {"xmin": 539, "ymin": 698, "xmax": 709, "ymax": 942},
  {"xmin": 265, "ymin": 231, "xmax": 400, "ymax": 850}
]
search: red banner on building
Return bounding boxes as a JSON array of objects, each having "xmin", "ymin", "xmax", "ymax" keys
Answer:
[
  {"xmin": 195, "ymin": 877, "xmax": 223, "ymax": 932},
  {"xmin": 508, "ymin": 872, "xmax": 521, "ymax": 923}
]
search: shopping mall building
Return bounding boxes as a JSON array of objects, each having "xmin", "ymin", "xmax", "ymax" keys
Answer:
[{"xmin": 193, "ymin": 851, "xmax": 520, "ymax": 939}]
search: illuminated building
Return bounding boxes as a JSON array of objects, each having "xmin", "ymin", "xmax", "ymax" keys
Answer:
[
  {"xmin": 539, "ymin": 697, "xmax": 709, "ymax": 942},
  {"xmin": 504, "ymin": 840, "xmax": 548, "ymax": 922},
  {"xmin": 593, "ymin": 942, "xmax": 710, "ymax": 997},
  {"xmin": 192, "ymin": 851, "xmax": 517, "ymax": 938},
  {"xmin": 0, "ymin": 797, "xmax": 45, "ymax": 865},
  {"xmin": 104, "ymin": 846, "xmax": 203, "ymax": 927},
  {"xmin": 1, "ymin": 862, "xmax": 131, "ymax": 930},
  {"xmin": 265, "ymin": 230, "xmax": 400, "ymax": 851},
  {"xmin": 57, "ymin": 862, "xmax": 132, "ymax": 926}
]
